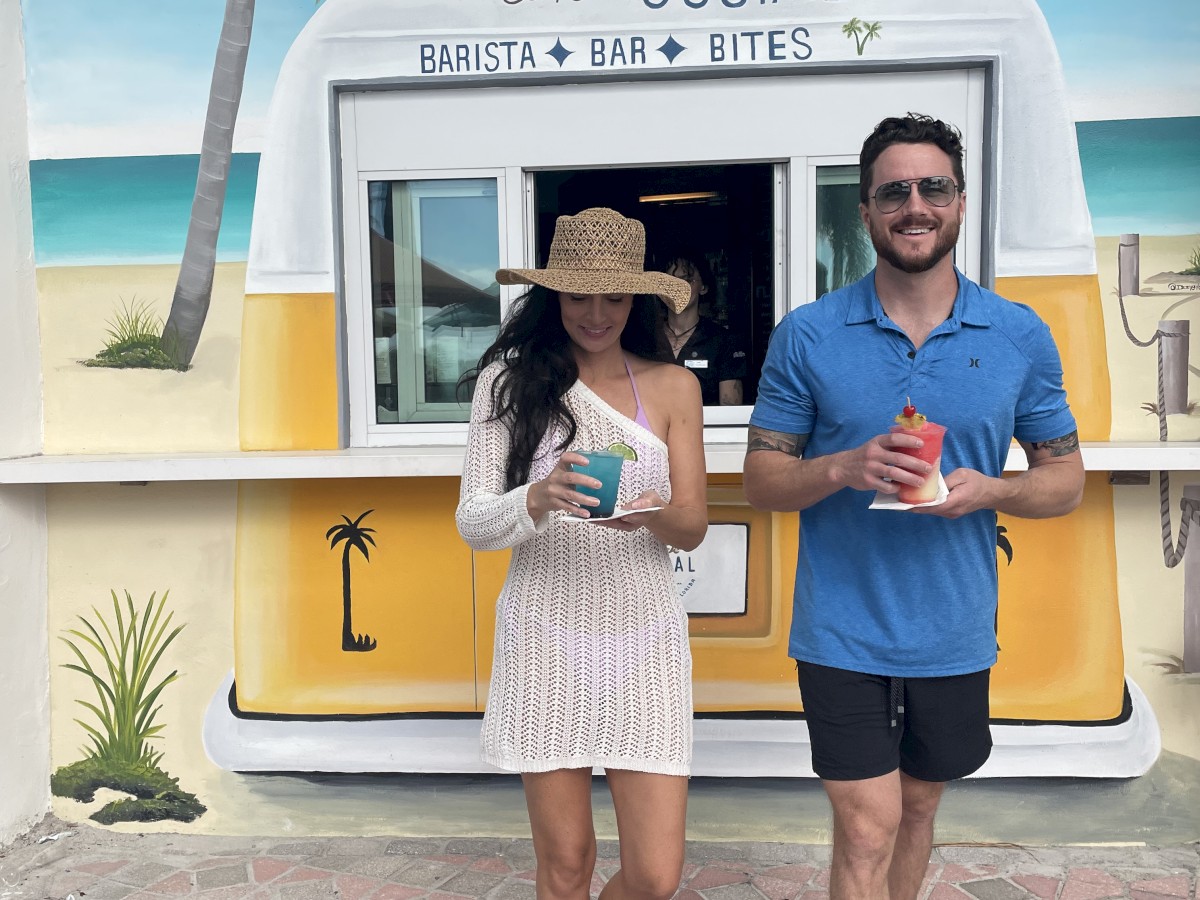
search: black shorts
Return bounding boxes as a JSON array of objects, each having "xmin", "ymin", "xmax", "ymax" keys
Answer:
[{"xmin": 796, "ymin": 661, "xmax": 992, "ymax": 782}]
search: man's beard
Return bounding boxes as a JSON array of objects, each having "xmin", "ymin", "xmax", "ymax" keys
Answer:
[{"xmin": 868, "ymin": 214, "xmax": 960, "ymax": 274}]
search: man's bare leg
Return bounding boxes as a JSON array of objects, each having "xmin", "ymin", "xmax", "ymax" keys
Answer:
[
  {"xmin": 887, "ymin": 773, "xmax": 944, "ymax": 900},
  {"xmin": 823, "ymin": 771, "xmax": 903, "ymax": 900}
]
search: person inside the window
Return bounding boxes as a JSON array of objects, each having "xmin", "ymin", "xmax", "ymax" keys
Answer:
[{"xmin": 657, "ymin": 251, "xmax": 746, "ymax": 405}]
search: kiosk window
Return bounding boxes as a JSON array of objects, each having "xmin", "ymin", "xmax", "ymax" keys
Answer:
[
  {"xmin": 367, "ymin": 178, "xmax": 501, "ymax": 424},
  {"xmin": 815, "ymin": 165, "xmax": 874, "ymax": 299}
]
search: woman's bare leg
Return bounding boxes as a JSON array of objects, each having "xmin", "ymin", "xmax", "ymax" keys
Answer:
[
  {"xmin": 522, "ymin": 768, "xmax": 597, "ymax": 900},
  {"xmin": 600, "ymin": 769, "xmax": 688, "ymax": 900}
]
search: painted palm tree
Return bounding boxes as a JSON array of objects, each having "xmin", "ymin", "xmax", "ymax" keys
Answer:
[
  {"xmin": 326, "ymin": 510, "xmax": 379, "ymax": 652},
  {"xmin": 994, "ymin": 526, "xmax": 1014, "ymax": 652},
  {"xmin": 843, "ymin": 18, "xmax": 883, "ymax": 57},
  {"xmin": 996, "ymin": 525, "xmax": 1014, "ymax": 566},
  {"xmin": 161, "ymin": 0, "xmax": 255, "ymax": 368}
]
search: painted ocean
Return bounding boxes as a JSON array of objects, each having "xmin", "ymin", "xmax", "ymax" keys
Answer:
[
  {"xmin": 1076, "ymin": 116, "xmax": 1199, "ymax": 237},
  {"xmin": 28, "ymin": 117, "xmax": 1200, "ymax": 267},
  {"xmin": 30, "ymin": 153, "xmax": 260, "ymax": 267}
]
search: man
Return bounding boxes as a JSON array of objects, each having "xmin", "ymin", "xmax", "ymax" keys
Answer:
[{"xmin": 744, "ymin": 114, "xmax": 1084, "ymax": 900}]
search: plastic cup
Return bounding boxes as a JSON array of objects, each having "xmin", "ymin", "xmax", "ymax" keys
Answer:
[
  {"xmin": 571, "ymin": 450, "xmax": 625, "ymax": 517},
  {"xmin": 890, "ymin": 422, "xmax": 947, "ymax": 504}
]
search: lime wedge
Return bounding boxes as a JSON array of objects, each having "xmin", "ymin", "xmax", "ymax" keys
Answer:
[{"xmin": 606, "ymin": 441, "xmax": 638, "ymax": 462}]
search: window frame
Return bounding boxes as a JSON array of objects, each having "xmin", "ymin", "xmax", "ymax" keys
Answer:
[{"xmin": 344, "ymin": 167, "xmax": 510, "ymax": 447}]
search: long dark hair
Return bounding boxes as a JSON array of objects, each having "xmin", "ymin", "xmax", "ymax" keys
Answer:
[{"xmin": 460, "ymin": 284, "xmax": 665, "ymax": 490}]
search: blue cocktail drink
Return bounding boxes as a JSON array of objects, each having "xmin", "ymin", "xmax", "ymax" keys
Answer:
[{"xmin": 571, "ymin": 450, "xmax": 625, "ymax": 517}]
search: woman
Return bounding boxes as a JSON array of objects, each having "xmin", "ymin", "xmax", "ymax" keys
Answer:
[
  {"xmin": 658, "ymin": 252, "xmax": 746, "ymax": 406},
  {"xmin": 456, "ymin": 208, "xmax": 707, "ymax": 900}
]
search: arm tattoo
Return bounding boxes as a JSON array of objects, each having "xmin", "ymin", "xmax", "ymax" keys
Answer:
[
  {"xmin": 747, "ymin": 427, "xmax": 809, "ymax": 458},
  {"xmin": 1031, "ymin": 431, "xmax": 1080, "ymax": 457}
]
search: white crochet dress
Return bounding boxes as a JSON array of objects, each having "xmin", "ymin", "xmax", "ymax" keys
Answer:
[{"xmin": 456, "ymin": 361, "xmax": 693, "ymax": 775}]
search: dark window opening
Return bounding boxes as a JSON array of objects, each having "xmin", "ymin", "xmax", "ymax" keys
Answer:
[{"xmin": 532, "ymin": 164, "xmax": 775, "ymax": 409}]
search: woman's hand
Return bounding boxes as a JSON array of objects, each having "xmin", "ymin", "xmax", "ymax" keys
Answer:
[
  {"xmin": 595, "ymin": 490, "xmax": 665, "ymax": 532},
  {"xmin": 526, "ymin": 451, "xmax": 601, "ymax": 520}
]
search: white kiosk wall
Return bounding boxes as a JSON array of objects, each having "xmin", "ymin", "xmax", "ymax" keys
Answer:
[
  {"xmin": 339, "ymin": 68, "xmax": 986, "ymax": 445},
  {"xmin": 0, "ymin": 0, "xmax": 50, "ymax": 845}
]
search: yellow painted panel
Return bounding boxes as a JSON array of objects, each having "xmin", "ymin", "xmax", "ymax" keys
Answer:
[
  {"xmin": 240, "ymin": 293, "xmax": 340, "ymax": 450},
  {"xmin": 996, "ymin": 275, "xmax": 1112, "ymax": 442},
  {"xmin": 684, "ymin": 474, "xmax": 1125, "ymax": 721},
  {"xmin": 472, "ymin": 547, "xmax": 509, "ymax": 702},
  {"xmin": 474, "ymin": 473, "xmax": 1126, "ymax": 720},
  {"xmin": 690, "ymin": 498, "xmax": 802, "ymax": 712},
  {"xmin": 992, "ymin": 473, "xmax": 1125, "ymax": 721},
  {"xmin": 234, "ymin": 477, "xmax": 476, "ymax": 714},
  {"xmin": 472, "ymin": 481, "xmax": 802, "ymax": 714}
]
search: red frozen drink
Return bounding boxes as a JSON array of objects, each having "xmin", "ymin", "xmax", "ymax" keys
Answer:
[{"xmin": 890, "ymin": 400, "xmax": 946, "ymax": 504}]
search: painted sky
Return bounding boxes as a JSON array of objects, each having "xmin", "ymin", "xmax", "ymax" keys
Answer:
[
  {"xmin": 22, "ymin": 0, "xmax": 314, "ymax": 158},
  {"xmin": 20, "ymin": 0, "xmax": 1200, "ymax": 159},
  {"xmin": 1036, "ymin": 0, "xmax": 1200, "ymax": 122}
]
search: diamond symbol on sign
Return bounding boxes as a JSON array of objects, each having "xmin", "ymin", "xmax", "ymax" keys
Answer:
[
  {"xmin": 658, "ymin": 35, "xmax": 686, "ymax": 64},
  {"xmin": 546, "ymin": 38, "xmax": 573, "ymax": 67}
]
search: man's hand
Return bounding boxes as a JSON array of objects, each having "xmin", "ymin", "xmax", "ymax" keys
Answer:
[
  {"xmin": 831, "ymin": 431, "xmax": 933, "ymax": 495},
  {"xmin": 910, "ymin": 467, "xmax": 992, "ymax": 518},
  {"xmin": 744, "ymin": 425, "xmax": 934, "ymax": 511}
]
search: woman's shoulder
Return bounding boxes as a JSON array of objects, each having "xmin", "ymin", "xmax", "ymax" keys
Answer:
[{"xmin": 630, "ymin": 355, "xmax": 702, "ymax": 404}]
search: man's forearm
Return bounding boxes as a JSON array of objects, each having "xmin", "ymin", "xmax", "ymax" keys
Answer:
[
  {"xmin": 744, "ymin": 450, "xmax": 848, "ymax": 511},
  {"xmin": 743, "ymin": 426, "xmax": 853, "ymax": 510},
  {"xmin": 990, "ymin": 453, "xmax": 1085, "ymax": 519}
]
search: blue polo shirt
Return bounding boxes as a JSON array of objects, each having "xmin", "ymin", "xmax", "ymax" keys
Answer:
[{"xmin": 750, "ymin": 270, "xmax": 1077, "ymax": 677}]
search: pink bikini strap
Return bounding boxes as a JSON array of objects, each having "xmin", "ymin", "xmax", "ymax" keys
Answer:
[{"xmin": 624, "ymin": 357, "xmax": 653, "ymax": 432}]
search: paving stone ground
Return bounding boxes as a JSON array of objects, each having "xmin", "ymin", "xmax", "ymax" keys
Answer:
[{"xmin": 1, "ymin": 816, "xmax": 1196, "ymax": 900}]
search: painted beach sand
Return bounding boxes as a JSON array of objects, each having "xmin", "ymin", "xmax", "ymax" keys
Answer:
[
  {"xmin": 37, "ymin": 261, "xmax": 245, "ymax": 453},
  {"xmin": 1096, "ymin": 234, "xmax": 1200, "ymax": 441},
  {"xmin": 1113, "ymin": 469, "xmax": 1200, "ymax": 763}
]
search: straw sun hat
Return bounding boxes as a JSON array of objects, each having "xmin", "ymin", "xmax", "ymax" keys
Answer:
[{"xmin": 495, "ymin": 207, "xmax": 692, "ymax": 314}]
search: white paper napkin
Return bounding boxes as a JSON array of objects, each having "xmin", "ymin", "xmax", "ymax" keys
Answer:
[
  {"xmin": 562, "ymin": 505, "xmax": 664, "ymax": 523},
  {"xmin": 869, "ymin": 473, "xmax": 949, "ymax": 510}
]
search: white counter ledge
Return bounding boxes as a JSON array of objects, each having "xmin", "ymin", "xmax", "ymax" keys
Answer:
[{"xmin": 0, "ymin": 441, "xmax": 1197, "ymax": 484}]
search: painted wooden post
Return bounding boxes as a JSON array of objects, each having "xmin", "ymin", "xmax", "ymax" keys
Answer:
[
  {"xmin": 1160, "ymin": 320, "xmax": 1190, "ymax": 415},
  {"xmin": 1184, "ymin": 484, "xmax": 1200, "ymax": 673},
  {"xmin": 1119, "ymin": 233, "xmax": 1140, "ymax": 297}
]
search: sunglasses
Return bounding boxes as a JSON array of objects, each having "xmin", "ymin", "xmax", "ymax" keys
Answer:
[{"xmin": 868, "ymin": 176, "xmax": 960, "ymax": 214}]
